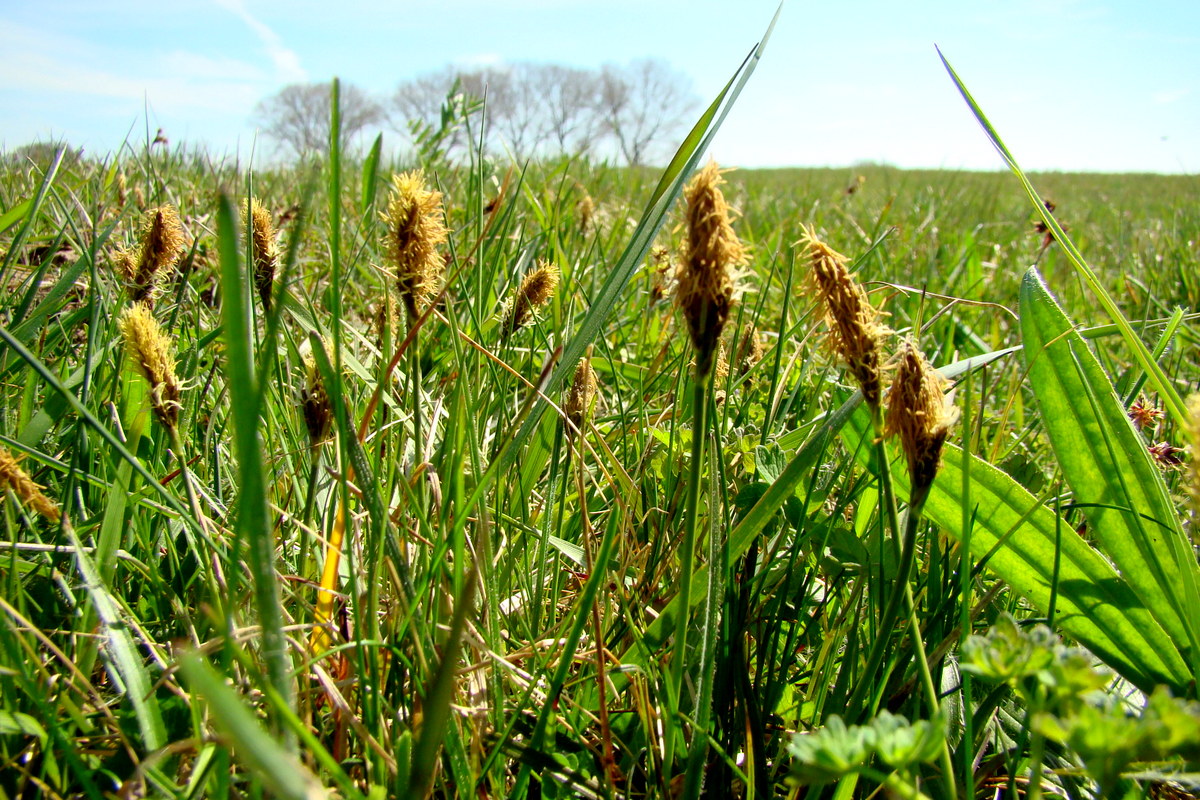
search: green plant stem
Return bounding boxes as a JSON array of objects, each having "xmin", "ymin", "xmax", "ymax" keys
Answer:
[
  {"xmin": 667, "ymin": 365, "xmax": 711, "ymax": 779},
  {"xmin": 903, "ymin": 585, "xmax": 957, "ymax": 800},
  {"xmin": 846, "ymin": 409, "xmax": 914, "ymax": 722},
  {"xmin": 847, "ymin": 495, "xmax": 928, "ymax": 723}
]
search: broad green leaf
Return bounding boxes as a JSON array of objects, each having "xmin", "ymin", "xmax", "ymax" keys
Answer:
[
  {"xmin": 842, "ymin": 396, "xmax": 1191, "ymax": 694},
  {"xmin": 1020, "ymin": 268, "xmax": 1200, "ymax": 675}
]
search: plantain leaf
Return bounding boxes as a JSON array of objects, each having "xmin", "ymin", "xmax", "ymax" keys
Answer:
[
  {"xmin": 1019, "ymin": 267, "xmax": 1200, "ymax": 678},
  {"xmin": 841, "ymin": 391, "xmax": 1192, "ymax": 694}
]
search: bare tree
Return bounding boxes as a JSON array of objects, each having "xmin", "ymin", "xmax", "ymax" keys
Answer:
[
  {"xmin": 254, "ymin": 82, "xmax": 385, "ymax": 157},
  {"xmin": 531, "ymin": 64, "xmax": 605, "ymax": 155},
  {"xmin": 388, "ymin": 59, "xmax": 697, "ymax": 165},
  {"xmin": 600, "ymin": 59, "xmax": 698, "ymax": 166}
]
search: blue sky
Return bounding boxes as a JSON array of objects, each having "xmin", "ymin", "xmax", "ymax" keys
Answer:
[{"xmin": 1, "ymin": 0, "xmax": 1197, "ymax": 171}]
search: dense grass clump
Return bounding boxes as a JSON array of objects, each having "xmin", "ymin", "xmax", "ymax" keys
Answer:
[{"xmin": 1, "ymin": 116, "xmax": 1199, "ymax": 800}]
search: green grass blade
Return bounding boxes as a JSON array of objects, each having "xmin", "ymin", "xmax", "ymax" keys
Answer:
[
  {"xmin": 937, "ymin": 48, "xmax": 1189, "ymax": 428},
  {"xmin": 0, "ymin": 325, "xmax": 197, "ymax": 527},
  {"xmin": 178, "ymin": 651, "xmax": 327, "ymax": 800},
  {"xmin": 0, "ymin": 146, "xmax": 65, "ymax": 283},
  {"xmin": 215, "ymin": 192, "xmax": 295, "ymax": 729},
  {"xmin": 64, "ymin": 525, "xmax": 166, "ymax": 752},
  {"xmin": 0, "ymin": 197, "xmax": 33, "ymax": 234},
  {"xmin": 1020, "ymin": 268, "xmax": 1200, "ymax": 678},
  {"xmin": 360, "ymin": 132, "xmax": 383, "ymax": 215}
]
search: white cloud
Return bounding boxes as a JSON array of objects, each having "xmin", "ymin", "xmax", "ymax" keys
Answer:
[
  {"xmin": 212, "ymin": 0, "xmax": 306, "ymax": 82},
  {"xmin": 1152, "ymin": 88, "xmax": 1190, "ymax": 105}
]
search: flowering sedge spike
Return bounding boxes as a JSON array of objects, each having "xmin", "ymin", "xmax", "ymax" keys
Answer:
[
  {"xmin": 114, "ymin": 206, "xmax": 185, "ymax": 306},
  {"xmin": 736, "ymin": 322, "xmax": 764, "ymax": 379},
  {"xmin": 565, "ymin": 356, "xmax": 598, "ymax": 440},
  {"xmin": 577, "ymin": 193, "xmax": 595, "ymax": 234},
  {"xmin": 501, "ymin": 260, "xmax": 560, "ymax": 336},
  {"xmin": 801, "ymin": 226, "xmax": 888, "ymax": 408},
  {"xmin": 885, "ymin": 341, "xmax": 958, "ymax": 494},
  {"xmin": 119, "ymin": 303, "xmax": 181, "ymax": 430},
  {"xmin": 382, "ymin": 170, "xmax": 448, "ymax": 321},
  {"xmin": 0, "ymin": 447, "xmax": 60, "ymax": 522},
  {"xmin": 301, "ymin": 354, "xmax": 332, "ymax": 448},
  {"xmin": 676, "ymin": 162, "xmax": 746, "ymax": 378},
  {"xmin": 245, "ymin": 198, "xmax": 279, "ymax": 311}
]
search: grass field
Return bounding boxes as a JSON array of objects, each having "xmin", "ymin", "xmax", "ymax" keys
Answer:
[{"xmin": 1, "ymin": 75, "xmax": 1199, "ymax": 799}]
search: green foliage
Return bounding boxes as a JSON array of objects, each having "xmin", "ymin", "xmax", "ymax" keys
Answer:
[{"xmin": 1, "ymin": 43, "xmax": 1199, "ymax": 800}]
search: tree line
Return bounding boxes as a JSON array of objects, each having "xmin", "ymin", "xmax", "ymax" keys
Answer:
[{"xmin": 253, "ymin": 59, "xmax": 698, "ymax": 166}]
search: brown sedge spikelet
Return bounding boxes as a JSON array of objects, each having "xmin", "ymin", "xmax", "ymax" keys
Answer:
[
  {"xmin": 501, "ymin": 260, "xmax": 560, "ymax": 336},
  {"xmin": 800, "ymin": 226, "xmax": 888, "ymax": 408},
  {"xmin": 115, "ymin": 205, "xmax": 186, "ymax": 306},
  {"xmin": 735, "ymin": 322, "xmax": 764, "ymax": 379},
  {"xmin": 577, "ymin": 193, "xmax": 595, "ymax": 234},
  {"xmin": 301, "ymin": 354, "xmax": 333, "ymax": 448},
  {"xmin": 382, "ymin": 170, "xmax": 448, "ymax": 321},
  {"xmin": 884, "ymin": 340, "xmax": 958, "ymax": 494},
  {"xmin": 0, "ymin": 446, "xmax": 61, "ymax": 523},
  {"xmin": 245, "ymin": 198, "xmax": 279, "ymax": 311},
  {"xmin": 676, "ymin": 162, "xmax": 746, "ymax": 378},
  {"xmin": 119, "ymin": 303, "xmax": 181, "ymax": 430},
  {"xmin": 565, "ymin": 357, "xmax": 598, "ymax": 440}
]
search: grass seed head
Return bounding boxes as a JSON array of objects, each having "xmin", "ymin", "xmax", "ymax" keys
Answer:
[
  {"xmin": 502, "ymin": 260, "xmax": 560, "ymax": 336},
  {"xmin": 676, "ymin": 161, "xmax": 746, "ymax": 378},
  {"xmin": 121, "ymin": 205, "xmax": 185, "ymax": 305},
  {"xmin": 119, "ymin": 303, "xmax": 181, "ymax": 430},
  {"xmin": 245, "ymin": 198, "xmax": 279, "ymax": 311},
  {"xmin": 565, "ymin": 356, "xmax": 598, "ymax": 439},
  {"xmin": 302, "ymin": 355, "xmax": 333, "ymax": 448},
  {"xmin": 800, "ymin": 226, "xmax": 888, "ymax": 407},
  {"xmin": 382, "ymin": 170, "xmax": 448, "ymax": 321},
  {"xmin": 577, "ymin": 193, "xmax": 595, "ymax": 234},
  {"xmin": 736, "ymin": 322, "xmax": 764, "ymax": 378},
  {"xmin": 885, "ymin": 340, "xmax": 958, "ymax": 493},
  {"xmin": 0, "ymin": 446, "xmax": 60, "ymax": 523}
]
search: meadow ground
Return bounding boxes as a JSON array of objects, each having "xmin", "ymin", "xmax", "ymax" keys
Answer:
[{"xmin": 0, "ymin": 128, "xmax": 1198, "ymax": 799}]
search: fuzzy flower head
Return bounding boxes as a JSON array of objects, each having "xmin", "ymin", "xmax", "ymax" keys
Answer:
[
  {"xmin": 501, "ymin": 260, "xmax": 560, "ymax": 337},
  {"xmin": 885, "ymin": 341, "xmax": 958, "ymax": 494},
  {"xmin": 301, "ymin": 354, "xmax": 332, "ymax": 448},
  {"xmin": 382, "ymin": 170, "xmax": 448, "ymax": 321},
  {"xmin": 800, "ymin": 226, "xmax": 889, "ymax": 408},
  {"xmin": 0, "ymin": 447, "xmax": 60, "ymax": 522},
  {"xmin": 565, "ymin": 356, "xmax": 598, "ymax": 439},
  {"xmin": 244, "ymin": 198, "xmax": 279, "ymax": 311},
  {"xmin": 119, "ymin": 303, "xmax": 181, "ymax": 430},
  {"xmin": 113, "ymin": 205, "xmax": 186, "ymax": 305},
  {"xmin": 676, "ymin": 162, "xmax": 747, "ymax": 378}
]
